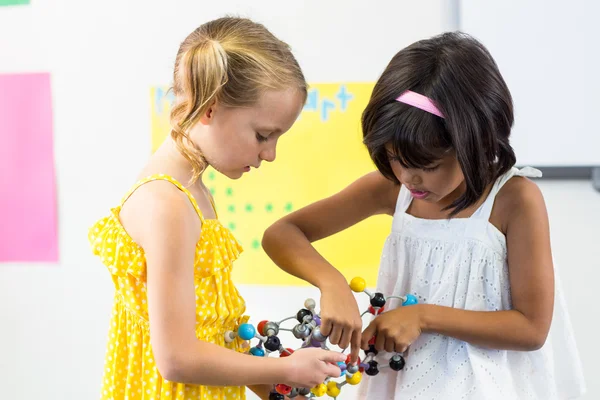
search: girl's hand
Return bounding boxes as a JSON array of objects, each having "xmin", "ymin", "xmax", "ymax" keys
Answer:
[
  {"xmin": 360, "ymin": 304, "xmax": 425, "ymax": 353},
  {"xmin": 318, "ymin": 283, "xmax": 363, "ymax": 364},
  {"xmin": 279, "ymin": 347, "xmax": 346, "ymax": 389}
]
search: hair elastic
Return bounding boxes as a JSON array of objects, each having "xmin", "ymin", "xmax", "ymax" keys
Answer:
[{"xmin": 396, "ymin": 90, "xmax": 445, "ymax": 119}]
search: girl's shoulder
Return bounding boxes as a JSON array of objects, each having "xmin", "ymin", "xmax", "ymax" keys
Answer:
[
  {"xmin": 369, "ymin": 171, "xmax": 401, "ymax": 216},
  {"xmin": 491, "ymin": 173, "xmax": 546, "ymax": 234},
  {"xmin": 327, "ymin": 170, "xmax": 399, "ymax": 216},
  {"xmin": 118, "ymin": 177, "xmax": 203, "ymax": 247}
]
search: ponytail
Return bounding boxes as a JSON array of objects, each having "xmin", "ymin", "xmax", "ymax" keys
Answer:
[{"xmin": 170, "ymin": 40, "xmax": 228, "ymax": 183}]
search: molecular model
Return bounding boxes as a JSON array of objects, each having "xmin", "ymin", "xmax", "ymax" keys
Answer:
[{"xmin": 227, "ymin": 277, "xmax": 418, "ymax": 399}]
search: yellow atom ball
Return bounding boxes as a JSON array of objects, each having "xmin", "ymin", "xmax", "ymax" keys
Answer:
[
  {"xmin": 311, "ymin": 383, "xmax": 327, "ymax": 397},
  {"xmin": 326, "ymin": 381, "xmax": 341, "ymax": 397},
  {"xmin": 349, "ymin": 277, "xmax": 366, "ymax": 292},
  {"xmin": 346, "ymin": 371, "xmax": 363, "ymax": 385}
]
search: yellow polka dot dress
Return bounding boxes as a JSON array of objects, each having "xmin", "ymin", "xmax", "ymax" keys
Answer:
[{"xmin": 89, "ymin": 175, "xmax": 250, "ymax": 400}]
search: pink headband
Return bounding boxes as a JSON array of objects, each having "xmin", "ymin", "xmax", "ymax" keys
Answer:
[{"xmin": 396, "ymin": 90, "xmax": 445, "ymax": 119}]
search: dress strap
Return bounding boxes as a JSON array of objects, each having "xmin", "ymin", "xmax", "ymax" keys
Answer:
[
  {"xmin": 394, "ymin": 184, "xmax": 414, "ymax": 214},
  {"xmin": 475, "ymin": 166, "xmax": 542, "ymax": 220},
  {"xmin": 120, "ymin": 174, "xmax": 211, "ymax": 222}
]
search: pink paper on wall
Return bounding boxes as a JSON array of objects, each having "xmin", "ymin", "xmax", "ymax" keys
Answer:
[{"xmin": 0, "ymin": 73, "xmax": 58, "ymax": 262}]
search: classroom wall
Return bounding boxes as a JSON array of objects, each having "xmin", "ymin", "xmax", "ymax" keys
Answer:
[
  {"xmin": 0, "ymin": 1, "xmax": 598, "ymax": 399},
  {"xmin": 460, "ymin": 0, "xmax": 600, "ymax": 167}
]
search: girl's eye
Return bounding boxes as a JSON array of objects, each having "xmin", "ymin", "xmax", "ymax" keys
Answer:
[
  {"xmin": 255, "ymin": 132, "xmax": 269, "ymax": 143},
  {"xmin": 422, "ymin": 165, "xmax": 440, "ymax": 172}
]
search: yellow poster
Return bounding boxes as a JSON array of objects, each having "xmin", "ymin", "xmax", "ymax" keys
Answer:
[{"xmin": 150, "ymin": 83, "xmax": 391, "ymax": 286}]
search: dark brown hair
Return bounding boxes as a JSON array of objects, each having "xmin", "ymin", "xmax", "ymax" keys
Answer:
[{"xmin": 362, "ymin": 32, "xmax": 516, "ymax": 216}]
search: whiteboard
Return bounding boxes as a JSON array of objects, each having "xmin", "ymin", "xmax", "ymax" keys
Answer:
[{"xmin": 460, "ymin": 0, "xmax": 600, "ymax": 167}]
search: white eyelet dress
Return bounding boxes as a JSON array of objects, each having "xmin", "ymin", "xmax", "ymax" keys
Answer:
[{"xmin": 357, "ymin": 167, "xmax": 586, "ymax": 400}]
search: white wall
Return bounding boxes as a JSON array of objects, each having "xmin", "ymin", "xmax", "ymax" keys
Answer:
[
  {"xmin": 460, "ymin": 0, "xmax": 600, "ymax": 167},
  {"xmin": 0, "ymin": 1, "xmax": 598, "ymax": 399}
]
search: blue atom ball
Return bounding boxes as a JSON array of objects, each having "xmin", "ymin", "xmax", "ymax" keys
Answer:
[{"xmin": 238, "ymin": 323, "xmax": 256, "ymax": 340}]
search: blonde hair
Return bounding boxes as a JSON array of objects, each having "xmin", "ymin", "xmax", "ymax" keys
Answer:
[{"xmin": 170, "ymin": 17, "xmax": 307, "ymax": 183}]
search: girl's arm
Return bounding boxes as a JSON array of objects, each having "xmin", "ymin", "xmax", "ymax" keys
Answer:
[
  {"xmin": 122, "ymin": 182, "xmax": 344, "ymax": 387},
  {"xmin": 423, "ymin": 177, "xmax": 555, "ymax": 350},
  {"xmin": 362, "ymin": 177, "xmax": 555, "ymax": 352},
  {"xmin": 262, "ymin": 171, "xmax": 399, "ymax": 360},
  {"xmin": 263, "ymin": 171, "xmax": 398, "ymax": 286}
]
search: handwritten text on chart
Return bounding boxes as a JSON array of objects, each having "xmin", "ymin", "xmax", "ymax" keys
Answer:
[
  {"xmin": 153, "ymin": 85, "xmax": 354, "ymax": 122},
  {"xmin": 303, "ymin": 85, "xmax": 354, "ymax": 122}
]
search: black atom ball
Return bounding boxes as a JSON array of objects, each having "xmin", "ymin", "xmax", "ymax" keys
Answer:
[
  {"xmin": 389, "ymin": 355, "xmax": 406, "ymax": 371},
  {"xmin": 269, "ymin": 392, "xmax": 285, "ymax": 400},
  {"xmin": 264, "ymin": 336, "xmax": 281, "ymax": 352},
  {"xmin": 364, "ymin": 343, "xmax": 378, "ymax": 356},
  {"xmin": 296, "ymin": 308, "xmax": 312, "ymax": 323},
  {"xmin": 370, "ymin": 293, "xmax": 386, "ymax": 308},
  {"xmin": 365, "ymin": 360, "xmax": 380, "ymax": 376}
]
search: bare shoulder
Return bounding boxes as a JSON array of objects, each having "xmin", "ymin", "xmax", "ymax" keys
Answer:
[
  {"xmin": 497, "ymin": 175, "xmax": 545, "ymax": 210},
  {"xmin": 359, "ymin": 171, "xmax": 400, "ymax": 216},
  {"xmin": 119, "ymin": 180, "xmax": 201, "ymax": 249},
  {"xmin": 493, "ymin": 175, "xmax": 547, "ymax": 233}
]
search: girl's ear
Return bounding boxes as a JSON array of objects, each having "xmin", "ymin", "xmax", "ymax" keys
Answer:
[{"xmin": 199, "ymin": 100, "xmax": 217, "ymax": 125}]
